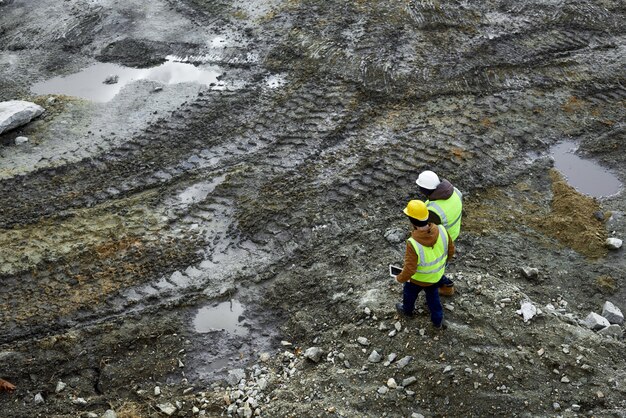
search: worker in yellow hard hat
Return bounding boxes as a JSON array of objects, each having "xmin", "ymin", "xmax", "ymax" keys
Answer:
[
  {"xmin": 416, "ymin": 170, "xmax": 463, "ymax": 296},
  {"xmin": 393, "ymin": 200, "xmax": 455, "ymax": 329}
]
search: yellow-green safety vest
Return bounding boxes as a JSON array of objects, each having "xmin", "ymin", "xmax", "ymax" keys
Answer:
[
  {"xmin": 407, "ymin": 225, "xmax": 449, "ymax": 283},
  {"xmin": 426, "ymin": 187, "xmax": 462, "ymax": 241}
]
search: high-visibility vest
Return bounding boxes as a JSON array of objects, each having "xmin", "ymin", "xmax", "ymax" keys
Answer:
[
  {"xmin": 426, "ymin": 187, "xmax": 462, "ymax": 241},
  {"xmin": 407, "ymin": 225, "xmax": 449, "ymax": 283}
]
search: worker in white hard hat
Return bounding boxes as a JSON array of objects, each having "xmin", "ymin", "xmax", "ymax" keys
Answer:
[
  {"xmin": 393, "ymin": 200, "xmax": 455, "ymax": 329},
  {"xmin": 415, "ymin": 170, "xmax": 463, "ymax": 296}
]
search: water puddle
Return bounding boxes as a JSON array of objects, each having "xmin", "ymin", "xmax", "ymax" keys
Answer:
[
  {"xmin": 550, "ymin": 140, "xmax": 621, "ymax": 198},
  {"xmin": 31, "ymin": 59, "xmax": 224, "ymax": 102},
  {"xmin": 193, "ymin": 300, "xmax": 248, "ymax": 336}
]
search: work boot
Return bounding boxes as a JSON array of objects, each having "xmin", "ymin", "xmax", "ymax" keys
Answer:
[
  {"xmin": 395, "ymin": 303, "xmax": 413, "ymax": 317},
  {"xmin": 439, "ymin": 284, "xmax": 455, "ymax": 296},
  {"xmin": 433, "ymin": 320, "xmax": 448, "ymax": 330}
]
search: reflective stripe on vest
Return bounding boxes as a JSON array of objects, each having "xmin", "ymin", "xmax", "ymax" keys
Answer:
[
  {"xmin": 407, "ymin": 225, "xmax": 449, "ymax": 283},
  {"xmin": 426, "ymin": 187, "xmax": 462, "ymax": 241}
]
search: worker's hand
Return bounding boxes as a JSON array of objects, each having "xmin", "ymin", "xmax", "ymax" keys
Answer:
[{"xmin": 0, "ymin": 379, "xmax": 16, "ymax": 393}]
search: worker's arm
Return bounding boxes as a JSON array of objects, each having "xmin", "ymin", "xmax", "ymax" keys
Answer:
[{"xmin": 396, "ymin": 241, "xmax": 417, "ymax": 283}]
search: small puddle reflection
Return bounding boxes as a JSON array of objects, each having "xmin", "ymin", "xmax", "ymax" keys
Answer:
[
  {"xmin": 193, "ymin": 300, "xmax": 248, "ymax": 336},
  {"xmin": 550, "ymin": 140, "xmax": 621, "ymax": 197},
  {"xmin": 31, "ymin": 59, "xmax": 224, "ymax": 102}
]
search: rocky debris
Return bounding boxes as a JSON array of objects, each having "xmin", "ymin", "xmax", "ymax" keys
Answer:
[
  {"xmin": 227, "ymin": 369, "xmax": 246, "ymax": 386},
  {"xmin": 605, "ymin": 237, "xmax": 623, "ymax": 250},
  {"xmin": 520, "ymin": 267, "xmax": 539, "ymax": 280},
  {"xmin": 386, "ymin": 378, "xmax": 397, "ymax": 389},
  {"xmin": 55, "ymin": 381, "xmax": 66, "ymax": 393},
  {"xmin": 384, "ymin": 228, "xmax": 405, "ymax": 244},
  {"xmin": 402, "ymin": 376, "xmax": 417, "ymax": 387},
  {"xmin": 584, "ymin": 312, "xmax": 610, "ymax": 330},
  {"xmin": 516, "ymin": 300, "xmax": 537, "ymax": 323},
  {"xmin": 154, "ymin": 386, "xmax": 161, "ymax": 396},
  {"xmin": 157, "ymin": 402, "xmax": 177, "ymax": 416},
  {"xmin": 356, "ymin": 337, "xmax": 370, "ymax": 346},
  {"xmin": 368, "ymin": 350, "xmax": 383, "ymax": 363},
  {"xmin": 377, "ymin": 386, "xmax": 389, "ymax": 395},
  {"xmin": 14, "ymin": 136, "xmax": 29, "ymax": 145},
  {"xmin": 0, "ymin": 100, "xmax": 45, "ymax": 134},
  {"xmin": 304, "ymin": 347, "xmax": 323, "ymax": 363},
  {"xmin": 396, "ymin": 356, "xmax": 412, "ymax": 369},
  {"xmin": 34, "ymin": 393, "xmax": 44, "ymax": 404},
  {"xmin": 601, "ymin": 301, "xmax": 624, "ymax": 325},
  {"xmin": 103, "ymin": 75, "xmax": 119, "ymax": 85}
]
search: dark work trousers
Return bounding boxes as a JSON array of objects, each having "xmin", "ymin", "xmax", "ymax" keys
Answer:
[
  {"xmin": 402, "ymin": 280, "xmax": 443, "ymax": 326},
  {"xmin": 440, "ymin": 275, "xmax": 454, "ymax": 287}
]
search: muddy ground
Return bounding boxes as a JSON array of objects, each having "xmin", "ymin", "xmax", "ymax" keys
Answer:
[{"xmin": 1, "ymin": 0, "xmax": 625, "ymax": 417}]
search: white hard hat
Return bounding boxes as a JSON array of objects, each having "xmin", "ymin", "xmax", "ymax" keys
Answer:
[{"xmin": 416, "ymin": 170, "xmax": 440, "ymax": 190}]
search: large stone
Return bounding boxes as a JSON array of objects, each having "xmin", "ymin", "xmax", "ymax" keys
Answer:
[
  {"xmin": 226, "ymin": 369, "xmax": 246, "ymax": 386},
  {"xmin": 584, "ymin": 312, "xmax": 610, "ymax": 330},
  {"xmin": 368, "ymin": 350, "xmax": 383, "ymax": 363},
  {"xmin": 157, "ymin": 403, "xmax": 177, "ymax": 416},
  {"xmin": 0, "ymin": 100, "xmax": 45, "ymax": 134},
  {"xmin": 517, "ymin": 301, "xmax": 537, "ymax": 323},
  {"xmin": 605, "ymin": 238, "xmax": 623, "ymax": 250},
  {"xmin": 601, "ymin": 301, "xmax": 624, "ymax": 325},
  {"xmin": 304, "ymin": 347, "xmax": 324, "ymax": 363}
]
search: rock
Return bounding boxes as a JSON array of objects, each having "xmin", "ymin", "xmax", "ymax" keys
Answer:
[
  {"xmin": 103, "ymin": 75, "xmax": 119, "ymax": 84},
  {"xmin": 520, "ymin": 267, "xmax": 539, "ymax": 279},
  {"xmin": 384, "ymin": 228, "xmax": 405, "ymax": 244},
  {"xmin": 387, "ymin": 378, "xmax": 397, "ymax": 389},
  {"xmin": 304, "ymin": 347, "xmax": 324, "ymax": 363},
  {"xmin": 364, "ymin": 307, "xmax": 371, "ymax": 316},
  {"xmin": 102, "ymin": 410, "xmax": 117, "ymax": 418},
  {"xmin": 443, "ymin": 365, "xmax": 452, "ymax": 373},
  {"xmin": 14, "ymin": 136, "xmax": 28, "ymax": 145},
  {"xmin": 55, "ymin": 381, "xmax": 67, "ymax": 393},
  {"xmin": 561, "ymin": 376, "xmax": 570, "ymax": 383},
  {"xmin": 394, "ymin": 321, "xmax": 402, "ymax": 332},
  {"xmin": 597, "ymin": 324, "xmax": 623, "ymax": 339},
  {"xmin": 72, "ymin": 397, "xmax": 87, "ymax": 405},
  {"xmin": 383, "ymin": 353, "xmax": 397, "ymax": 366},
  {"xmin": 396, "ymin": 356, "xmax": 413, "ymax": 369},
  {"xmin": 553, "ymin": 402, "xmax": 561, "ymax": 411},
  {"xmin": 368, "ymin": 350, "xmax": 383, "ymax": 363},
  {"xmin": 157, "ymin": 403, "xmax": 177, "ymax": 416},
  {"xmin": 357, "ymin": 337, "xmax": 370, "ymax": 346},
  {"xmin": 605, "ymin": 238, "xmax": 622, "ymax": 250},
  {"xmin": 377, "ymin": 386, "xmax": 389, "ymax": 395},
  {"xmin": 601, "ymin": 301, "xmax": 624, "ymax": 325},
  {"xmin": 572, "ymin": 404, "xmax": 581, "ymax": 412},
  {"xmin": 192, "ymin": 406, "xmax": 200, "ymax": 414},
  {"xmin": 45, "ymin": 96, "xmax": 57, "ymax": 105},
  {"xmin": 257, "ymin": 378, "xmax": 268, "ymax": 391},
  {"xmin": 516, "ymin": 301, "xmax": 537, "ymax": 322},
  {"xmin": 411, "ymin": 413, "xmax": 425, "ymax": 418},
  {"xmin": 402, "ymin": 376, "xmax": 417, "ymax": 387},
  {"xmin": 86, "ymin": 413, "xmax": 98, "ymax": 418},
  {"xmin": 154, "ymin": 386, "xmax": 161, "ymax": 396},
  {"xmin": 226, "ymin": 369, "xmax": 246, "ymax": 386},
  {"xmin": 242, "ymin": 406, "xmax": 253, "ymax": 418},
  {"xmin": 584, "ymin": 312, "xmax": 610, "ymax": 330},
  {"xmin": 0, "ymin": 100, "xmax": 45, "ymax": 134},
  {"xmin": 259, "ymin": 352, "xmax": 271, "ymax": 362},
  {"xmin": 34, "ymin": 393, "xmax": 44, "ymax": 404}
]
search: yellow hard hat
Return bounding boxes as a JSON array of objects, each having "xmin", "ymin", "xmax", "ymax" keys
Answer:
[{"xmin": 403, "ymin": 200, "xmax": 428, "ymax": 221}]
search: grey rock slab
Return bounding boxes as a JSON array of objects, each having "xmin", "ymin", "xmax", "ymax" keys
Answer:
[
  {"xmin": 584, "ymin": 312, "xmax": 610, "ymax": 330},
  {"xmin": 157, "ymin": 403, "xmax": 177, "ymax": 416},
  {"xmin": 601, "ymin": 301, "xmax": 624, "ymax": 325},
  {"xmin": 368, "ymin": 350, "xmax": 383, "ymax": 363},
  {"xmin": 0, "ymin": 100, "xmax": 45, "ymax": 134},
  {"xmin": 227, "ymin": 368, "xmax": 246, "ymax": 386},
  {"xmin": 396, "ymin": 356, "xmax": 413, "ymax": 369},
  {"xmin": 304, "ymin": 347, "xmax": 324, "ymax": 363},
  {"xmin": 402, "ymin": 376, "xmax": 417, "ymax": 387},
  {"xmin": 606, "ymin": 238, "xmax": 623, "ymax": 250},
  {"xmin": 597, "ymin": 324, "xmax": 623, "ymax": 339}
]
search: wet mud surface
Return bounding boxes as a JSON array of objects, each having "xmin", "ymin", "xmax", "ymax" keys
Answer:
[{"xmin": 1, "ymin": 0, "xmax": 625, "ymax": 417}]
